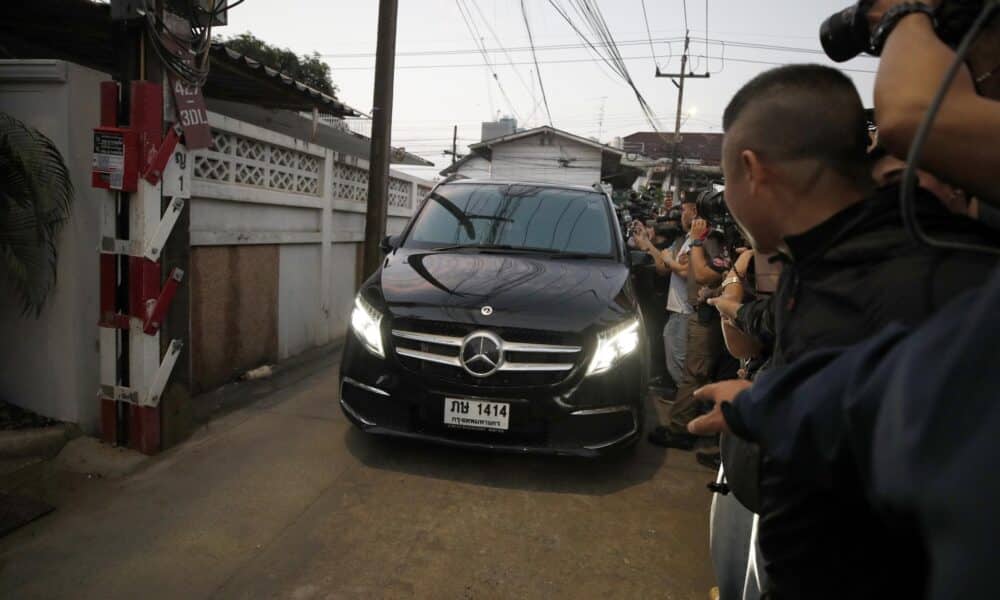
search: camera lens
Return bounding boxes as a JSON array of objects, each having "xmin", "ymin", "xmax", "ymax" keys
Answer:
[{"xmin": 819, "ymin": 4, "xmax": 870, "ymax": 62}]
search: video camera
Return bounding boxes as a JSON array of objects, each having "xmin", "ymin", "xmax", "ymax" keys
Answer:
[
  {"xmin": 652, "ymin": 210, "xmax": 684, "ymax": 247},
  {"xmin": 821, "ymin": 0, "xmax": 990, "ymax": 62},
  {"xmin": 696, "ymin": 189, "xmax": 747, "ymax": 253}
]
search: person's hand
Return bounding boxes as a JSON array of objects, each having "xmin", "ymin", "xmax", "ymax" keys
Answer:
[
  {"xmin": 708, "ymin": 296, "xmax": 741, "ymax": 320},
  {"xmin": 865, "ymin": 0, "xmax": 939, "ymax": 30},
  {"xmin": 690, "ymin": 218, "xmax": 709, "ymax": 240},
  {"xmin": 687, "ymin": 379, "xmax": 753, "ymax": 436},
  {"xmin": 698, "ymin": 286, "xmax": 718, "ymax": 302}
]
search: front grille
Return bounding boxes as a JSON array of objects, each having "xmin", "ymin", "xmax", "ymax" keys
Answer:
[{"xmin": 390, "ymin": 320, "xmax": 586, "ymax": 387}]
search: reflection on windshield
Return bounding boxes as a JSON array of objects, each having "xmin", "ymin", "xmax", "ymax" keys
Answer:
[{"xmin": 405, "ymin": 184, "xmax": 614, "ymax": 256}]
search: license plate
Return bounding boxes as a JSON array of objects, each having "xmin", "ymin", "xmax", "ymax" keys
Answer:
[{"xmin": 444, "ymin": 398, "xmax": 510, "ymax": 431}]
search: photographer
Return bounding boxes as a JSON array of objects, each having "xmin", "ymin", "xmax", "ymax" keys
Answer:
[
  {"xmin": 648, "ymin": 194, "xmax": 730, "ymax": 450},
  {"xmin": 637, "ymin": 205, "xmax": 694, "ymax": 395},
  {"xmin": 869, "ymin": 0, "xmax": 1000, "ymax": 205},
  {"xmin": 689, "ymin": 3, "xmax": 1000, "ymax": 597},
  {"xmin": 687, "ymin": 62, "xmax": 998, "ymax": 599},
  {"xmin": 633, "ymin": 215, "xmax": 684, "ymax": 391}
]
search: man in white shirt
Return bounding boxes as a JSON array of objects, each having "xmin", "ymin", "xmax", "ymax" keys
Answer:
[{"xmin": 637, "ymin": 196, "xmax": 697, "ymax": 393}]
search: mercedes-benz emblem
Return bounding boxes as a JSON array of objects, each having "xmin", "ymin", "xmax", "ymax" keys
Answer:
[
  {"xmin": 460, "ymin": 331, "xmax": 504, "ymax": 378},
  {"xmin": 481, "ymin": 306, "xmax": 494, "ymax": 316}
]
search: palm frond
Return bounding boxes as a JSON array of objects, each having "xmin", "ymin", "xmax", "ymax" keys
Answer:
[{"xmin": 0, "ymin": 112, "xmax": 74, "ymax": 316}]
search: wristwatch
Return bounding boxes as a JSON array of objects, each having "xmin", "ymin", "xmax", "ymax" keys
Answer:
[
  {"xmin": 690, "ymin": 239, "xmax": 704, "ymax": 248},
  {"xmin": 870, "ymin": 2, "xmax": 937, "ymax": 55}
]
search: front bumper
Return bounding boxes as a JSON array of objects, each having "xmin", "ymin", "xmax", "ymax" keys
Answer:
[{"xmin": 338, "ymin": 334, "xmax": 644, "ymax": 457}]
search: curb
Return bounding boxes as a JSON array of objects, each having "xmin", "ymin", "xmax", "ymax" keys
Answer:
[
  {"xmin": 192, "ymin": 338, "xmax": 344, "ymax": 425},
  {"xmin": 0, "ymin": 424, "xmax": 80, "ymax": 460}
]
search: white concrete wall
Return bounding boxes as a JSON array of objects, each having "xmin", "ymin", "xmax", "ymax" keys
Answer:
[
  {"xmin": 190, "ymin": 112, "xmax": 427, "ymax": 356},
  {"xmin": 278, "ymin": 244, "xmax": 322, "ymax": 359},
  {"xmin": 0, "ymin": 59, "xmax": 429, "ymax": 426},
  {"xmin": 0, "ymin": 60, "xmax": 108, "ymax": 432},
  {"xmin": 452, "ymin": 155, "xmax": 492, "ymax": 180},
  {"xmin": 490, "ymin": 134, "xmax": 602, "ymax": 186}
]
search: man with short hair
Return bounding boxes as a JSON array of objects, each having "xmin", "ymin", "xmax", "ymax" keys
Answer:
[
  {"xmin": 637, "ymin": 196, "xmax": 696, "ymax": 392},
  {"xmin": 700, "ymin": 63, "xmax": 997, "ymax": 599}
]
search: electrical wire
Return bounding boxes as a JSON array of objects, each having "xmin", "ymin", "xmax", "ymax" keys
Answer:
[
  {"xmin": 141, "ymin": 0, "xmax": 247, "ymax": 87},
  {"xmin": 520, "ymin": 0, "xmax": 554, "ymax": 127},
  {"xmin": 467, "ymin": 0, "xmax": 542, "ymax": 121},
  {"xmin": 322, "ymin": 36, "xmax": 870, "ymax": 61},
  {"xmin": 332, "ymin": 51, "xmax": 877, "ymax": 74},
  {"xmin": 454, "ymin": 0, "xmax": 523, "ymax": 122},
  {"xmin": 640, "ymin": 0, "xmax": 658, "ymax": 68},
  {"xmin": 900, "ymin": 1, "xmax": 1000, "ymax": 255}
]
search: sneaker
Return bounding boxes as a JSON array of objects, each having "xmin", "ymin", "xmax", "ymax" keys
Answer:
[{"xmin": 647, "ymin": 426, "xmax": 697, "ymax": 450}]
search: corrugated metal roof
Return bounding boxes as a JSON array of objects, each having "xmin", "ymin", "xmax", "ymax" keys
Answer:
[{"xmin": 209, "ymin": 44, "xmax": 364, "ymax": 118}]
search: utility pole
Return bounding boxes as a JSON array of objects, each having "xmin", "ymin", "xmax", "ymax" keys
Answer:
[
  {"xmin": 656, "ymin": 33, "xmax": 709, "ymax": 206},
  {"xmin": 362, "ymin": 0, "xmax": 399, "ymax": 278},
  {"xmin": 443, "ymin": 124, "xmax": 465, "ymax": 164}
]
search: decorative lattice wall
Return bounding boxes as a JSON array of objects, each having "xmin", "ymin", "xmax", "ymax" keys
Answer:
[
  {"xmin": 193, "ymin": 130, "xmax": 322, "ymax": 196},
  {"xmin": 330, "ymin": 161, "xmax": 370, "ymax": 203},
  {"xmin": 331, "ymin": 161, "xmax": 414, "ymax": 210}
]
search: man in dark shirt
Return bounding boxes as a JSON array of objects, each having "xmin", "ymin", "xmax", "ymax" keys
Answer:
[{"xmin": 697, "ymin": 64, "xmax": 998, "ymax": 599}]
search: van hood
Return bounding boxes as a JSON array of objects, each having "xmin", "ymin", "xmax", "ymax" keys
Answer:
[{"xmin": 375, "ymin": 249, "xmax": 635, "ymax": 334}]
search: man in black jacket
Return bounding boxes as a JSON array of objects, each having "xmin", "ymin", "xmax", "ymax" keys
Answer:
[{"xmin": 704, "ymin": 64, "xmax": 998, "ymax": 599}]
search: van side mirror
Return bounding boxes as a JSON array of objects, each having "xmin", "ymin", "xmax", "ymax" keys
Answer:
[
  {"xmin": 380, "ymin": 235, "xmax": 399, "ymax": 254},
  {"xmin": 629, "ymin": 250, "xmax": 653, "ymax": 268}
]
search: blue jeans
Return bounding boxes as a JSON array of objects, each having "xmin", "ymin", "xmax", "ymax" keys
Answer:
[{"xmin": 662, "ymin": 311, "xmax": 688, "ymax": 386}]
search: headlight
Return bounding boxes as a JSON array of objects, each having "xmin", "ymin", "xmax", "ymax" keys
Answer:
[
  {"xmin": 351, "ymin": 294, "xmax": 385, "ymax": 358},
  {"xmin": 586, "ymin": 318, "xmax": 640, "ymax": 376}
]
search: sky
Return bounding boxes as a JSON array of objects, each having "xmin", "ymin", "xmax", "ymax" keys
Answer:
[{"xmin": 224, "ymin": 0, "xmax": 880, "ymax": 179}]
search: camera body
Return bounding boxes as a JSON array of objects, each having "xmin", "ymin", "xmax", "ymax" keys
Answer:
[{"xmin": 820, "ymin": 0, "xmax": 989, "ymax": 62}]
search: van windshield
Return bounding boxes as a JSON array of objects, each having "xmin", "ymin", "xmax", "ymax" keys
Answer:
[{"xmin": 404, "ymin": 184, "xmax": 615, "ymax": 256}]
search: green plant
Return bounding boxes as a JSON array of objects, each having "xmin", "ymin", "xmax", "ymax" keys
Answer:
[
  {"xmin": 0, "ymin": 112, "xmax": 73, "ymax": 316},
  {"xmin": 218, "ymin": 32, "xmax": 338, "ymax": 96}
]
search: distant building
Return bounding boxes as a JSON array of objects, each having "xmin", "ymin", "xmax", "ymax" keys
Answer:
[
  {"xmin": 622, "ymin": 131, "xmax": 723, "ymax": 166},
  {"xmin": 442, "ymin": 125, "xmax": 637, "ymax": 188},
  {"xmin": 481, "ymin": 116, "xmax": 518, "ymax": 142},
  {"xmin": 621, "ymin": 131, "xmax": 724, "ymax": 194}
]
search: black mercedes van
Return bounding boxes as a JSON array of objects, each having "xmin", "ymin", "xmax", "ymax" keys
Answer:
[{"xmin": 339, "ymin": 179, "xmax": 649, "ymax": 456}]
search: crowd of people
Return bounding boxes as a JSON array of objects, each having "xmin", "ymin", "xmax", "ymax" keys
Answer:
[{"xmin": 626, "ymin": 1, "xmax": 1000, "ymax": 598}]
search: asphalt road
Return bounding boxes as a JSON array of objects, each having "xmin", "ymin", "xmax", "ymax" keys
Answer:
[{"xmin": 0, "ymin": 357, "xmax": 717, "ymax": 599}]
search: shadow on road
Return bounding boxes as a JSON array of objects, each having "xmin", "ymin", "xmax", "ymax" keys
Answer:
[{"xmin": 343, "ymin": 393, "xmax": 671, "ymax": 496}]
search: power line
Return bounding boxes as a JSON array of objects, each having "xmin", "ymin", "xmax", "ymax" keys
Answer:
[
  {"xmin": 640, "ymin": 0, "xmax": 658, "ymax": 67},
  {"xmin": 520, "ymin": 0, "xmax": 554, "ymax": 127},
  {"xmin": 454, "ymin": 0, "xmax": 523, "ymax": 122},
  {"xmin": 333, "ymin": 51, "xmax": 878, "ymax": 74},
  {"xmin": 467, "ymin": 0, "xmax": 542, "ymax": 122},
  {"xmin": 322, "ymin": 36, "xmax": 872, "ymax": 61}
]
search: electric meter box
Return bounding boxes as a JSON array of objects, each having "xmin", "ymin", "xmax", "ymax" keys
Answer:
[{"xmin": 92, "ymin": 127, "xmax": 139, "ymax": 192}]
